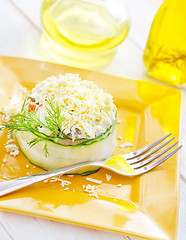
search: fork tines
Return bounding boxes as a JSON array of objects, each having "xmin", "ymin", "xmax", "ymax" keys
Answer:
[{"xmin": 125, "ymin": 133, "xmax": 182, "ymax": 175}]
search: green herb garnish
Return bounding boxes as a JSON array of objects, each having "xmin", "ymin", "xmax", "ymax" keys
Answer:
[{"xmin": 0, "ymin": 97, "xmax": 66, "ymax": 155}]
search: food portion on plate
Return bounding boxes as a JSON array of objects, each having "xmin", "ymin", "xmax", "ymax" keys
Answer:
[{"xmin": 0, "ymin": 73, "xmax": 117, "ymax": 174}]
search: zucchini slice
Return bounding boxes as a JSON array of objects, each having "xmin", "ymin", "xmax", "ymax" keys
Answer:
[{"xmin": 15, "ymin": 124, "xmax": 116, "ymax": 174}]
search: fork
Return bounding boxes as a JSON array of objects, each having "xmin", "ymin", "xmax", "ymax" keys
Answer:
[{"xmin": 0, "ymin": 133, "xmax": 182, "ymax": 197}]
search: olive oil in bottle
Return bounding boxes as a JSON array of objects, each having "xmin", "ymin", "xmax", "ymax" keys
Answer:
[
  {"xmin": 144, "ymin": 0, "xmax": 186, "ymax": 87},
  {"xmin": 41, "ymin": 0, "xmax": 130, "ymax": 69}
]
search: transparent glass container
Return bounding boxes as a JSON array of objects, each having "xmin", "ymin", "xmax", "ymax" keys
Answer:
[
  {"xmin": 40, "ymin": 0, "xmax": 130, "ymax": 69},
  {"xmin": 144, "ymin": 0, "xmax": 186, "ymax": 87}
]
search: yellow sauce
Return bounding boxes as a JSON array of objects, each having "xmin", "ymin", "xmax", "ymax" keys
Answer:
[{"xmin": 104, "ymin": 156, "xmax": 135, "ymax": 175}]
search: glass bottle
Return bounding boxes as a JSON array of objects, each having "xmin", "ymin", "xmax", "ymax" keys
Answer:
[
  {"xmin": 144, "ymin": 0, "xmax": 186, "ymax": 87},
  {"xmin": 40, "ymin": 0, "xmax": 130, "ymax": 69}
]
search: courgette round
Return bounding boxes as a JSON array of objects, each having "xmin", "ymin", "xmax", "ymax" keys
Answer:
[{"xmin": 15, "ymin": 124, "xmax": 116, "ymax": 174}]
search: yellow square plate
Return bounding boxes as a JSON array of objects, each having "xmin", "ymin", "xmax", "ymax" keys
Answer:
[{"xmin": 0, "ymin": 56, "xmax": 182, "ymax": 240}]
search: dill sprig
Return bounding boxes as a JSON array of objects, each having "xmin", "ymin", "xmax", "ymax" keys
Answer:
[
  {"xmin": 0, "ymin": 97, "xmax": 66, "ymax": 156},
  {"xmin": 152, "ymin": 47, "xmax": 186, "ymax": 70}
]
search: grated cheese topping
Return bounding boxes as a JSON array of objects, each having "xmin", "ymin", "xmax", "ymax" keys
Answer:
[
  {"xmin": 5, "ymin": 143, "xmax": 19, "ymax": 157},
  {"xmin": 27, "ymin": 73, "xmax": 116, "ymax": 141},
  {"xmin": 86, "ymin": 177, "xmax": 102, "ymax": 184},
  {"xmin": 50, "ymin": 177, "xmax": 71, "ymax": 187},
  {"xmin": 0, "ymin": 105, "xmax": 21, "ymax": 122},
  {"xmin": 117, "ymin": 136, "xmax": 123, "ymax": 140},
  {"xmin": 21, "ymin": 86, "xmax": 28, "ymax": 94},
  {"xmin": 83, "ymin": 184, "xmax": 98, "ymax": 199},
  {"xmin": 119, "ymin": 142, "xmax": 133, "ymax": 149},
  {"xmin": 4, "ymin": 138, "xmax": 20, "ymax": 157},
  {"xmin": 117, "ymin": 184, "xmax": 122, "ymax": 187},
  {"xmin": 9, "ymin": 149, "xmax": 19, "ymax": 157},
  {"xmin": 4, "ymin": 139, "xmax": 15, "ymax": 145},
  {"xmin": 106, "ymin": 173, "xmax": 112, "ymax": 181}
]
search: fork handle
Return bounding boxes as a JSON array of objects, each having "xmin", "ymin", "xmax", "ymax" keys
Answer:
[{"xmin": 0, "ymin": 161, "xmax": 101, "ymax": 197}]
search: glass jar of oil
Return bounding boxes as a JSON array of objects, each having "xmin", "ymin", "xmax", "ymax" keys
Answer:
[
  {"xmin": 40, "ymin": 0, "xmax": 130, "ymax": 69},
  {"xmin": 144, "ymin": 0, "xmax": 186, "ymax": 87}
]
